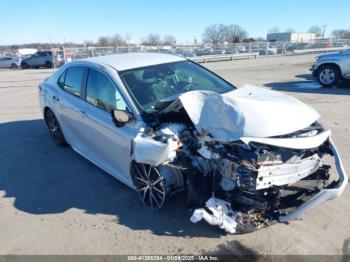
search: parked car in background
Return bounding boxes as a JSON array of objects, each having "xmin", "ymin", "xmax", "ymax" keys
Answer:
[
  {"xmin": 311, "ymin": 49, "xmax": 350, "ymax": 87},
  {"xmin": 194, "ymin": 47, "xmax": 213, "ymax": 56},
  {"xmin": 21, "ymin": 51, "xmax": 54, "ymax": 69},
  {"xmin": 224, "ymin": 47, "xmax": 239, "ymax": 54},
  {"xmin": 235, "ymin": 45, "xmax": 247, "ymax": 53},
  {"xmin": 0, "ymin": 56, "xmax": 21, "ymax": 68},
  {"xmin": 257, "ymin": 46, "xmax": 278, "ymax": 55},
  {"xmin": 212, "ymin": 47, "xmax": 226, "ymax": 55},
  {"xmin": 251, "ymin": 45, "xmax": 271, "ymax": 55},
  {"xmin": 39, "ymin": 53, "xmax": 347, "ymax": 234}
]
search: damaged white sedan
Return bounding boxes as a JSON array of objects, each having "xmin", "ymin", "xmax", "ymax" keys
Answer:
[{"xmin": 39, "ymin": 53, "xmax": 347, "ymax": 234}]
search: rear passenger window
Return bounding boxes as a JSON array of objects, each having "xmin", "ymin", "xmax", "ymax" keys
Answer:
[
  {"xmin": 58, "ymin": 71, "xmax": 66, "ymax": 88},
  {"xmin": 63, "ymin": 67, "xmax": 85, "ymax": 97}
]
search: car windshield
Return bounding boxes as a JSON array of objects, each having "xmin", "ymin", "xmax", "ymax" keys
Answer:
[{"xmin": 119, "ymin": 60, "xmax": 235, "ymax": 113}]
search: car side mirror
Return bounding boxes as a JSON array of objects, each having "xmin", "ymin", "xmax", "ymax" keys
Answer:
[{"xmin": 112, "ymin": 109, "xmax": 132, "ymax": 127}]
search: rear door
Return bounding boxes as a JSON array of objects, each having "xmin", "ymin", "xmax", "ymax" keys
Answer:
[
  {"xmin": 32, "ymin": 52, "xmax": 45, "ymax": 66},
  {"xmin": 54, "ymin": 66, "xmax": 88, "ymax": 150}
]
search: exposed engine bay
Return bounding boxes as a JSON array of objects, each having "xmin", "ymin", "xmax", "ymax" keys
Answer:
[{"xmin": 130, "ymin": 86, "xmax": 348, "ymax": 234}]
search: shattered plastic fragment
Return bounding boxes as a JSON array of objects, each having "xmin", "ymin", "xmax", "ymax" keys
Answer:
[
  {"xmin": 133, "ymin": 132, "xmax": 179, "ymax": 166},
  {"xmin": 132, "ymin": 124, "xmax": 185, "ymax": 166},
  {"xmin": 190, "ymin": 197, "xmax": 238, "ymax": 234}
]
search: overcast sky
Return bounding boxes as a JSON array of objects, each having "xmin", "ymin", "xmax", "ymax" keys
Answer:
[{"xmin": 1, "ymin": 0, "xmax": 349, "ymax": 45}]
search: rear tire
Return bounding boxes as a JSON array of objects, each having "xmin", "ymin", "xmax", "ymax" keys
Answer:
[
  {"xmin": 44, "ymin": 109, "xmax": 67, "ymax": 146},
  {"xmin": 45, "ymin": 61, "xmax": 53, "ymax": 68},
  {"xmin": 11, "ymin": 63, "xmax": 17, "ymax": 69},
  {"xmin": 317, "ymin": 65, "xmax": 341, "ymax": 87},
  {"xmin": 21, "ymin": 62, "xmax": 29, "ymax": 69}
]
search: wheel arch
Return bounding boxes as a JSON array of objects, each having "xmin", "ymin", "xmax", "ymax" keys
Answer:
[
  {"xmin": 129, "ymin": 160, "xmax": 185, "ymax": 192},
  {"xmin": 43, "ymin": 106, "xmax": 52, "ymax": 117},
  {"xmin": 316, "ymin": 62, "xmax": 343, "ymax": 79}
]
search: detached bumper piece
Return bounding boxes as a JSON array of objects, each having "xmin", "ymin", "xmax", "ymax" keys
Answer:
[{"xmin": 279, "ymin": 138, "xmax": 348, "ymax": 222}]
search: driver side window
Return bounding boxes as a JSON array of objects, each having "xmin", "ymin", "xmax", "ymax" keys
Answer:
[{"xmin": 86, "ymin": 69, "xmax": 127, "ymax": 113}]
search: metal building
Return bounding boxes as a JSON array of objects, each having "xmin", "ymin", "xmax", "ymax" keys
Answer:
[{"xmin": 267, "ymin": 32, "xmax": 316, "ymax": 42}]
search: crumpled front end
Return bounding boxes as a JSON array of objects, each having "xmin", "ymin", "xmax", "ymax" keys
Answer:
[
  {"xmin": 186, "ymin": 124, "xmax": 347, "ymax": 233},
  {"xmin": 130, "ymin": 86, "xmax": 348, "ymax": 234}
]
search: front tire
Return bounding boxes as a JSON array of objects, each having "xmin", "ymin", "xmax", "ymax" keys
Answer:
[
  {"xmin": 317, "ymin": 65, "xmax": 341, "ymax": 87},
  {"xmin": 44, "ymin": 109, "xmax": 67, "ymax": 146}
]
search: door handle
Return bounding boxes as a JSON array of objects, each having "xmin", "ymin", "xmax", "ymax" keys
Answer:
[
  {"xmin": 71, "ymin": 107, "xmax": 88, "ymax": 118},
  {"xmin": 79, "ymin": 110, "xmax": 88, "ymax": 118}
]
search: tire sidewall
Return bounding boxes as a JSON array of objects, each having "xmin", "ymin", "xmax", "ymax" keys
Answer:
[
  {"xmin": 21, "ymin": 62, "xmax": 29, "ymax": 69},
  {"xmin": 45, "ymin": 61, "xmax": 53, "ymax": 68}
]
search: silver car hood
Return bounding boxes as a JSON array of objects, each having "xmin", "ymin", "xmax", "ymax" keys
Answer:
[{"xmin": 166, "ymin": 84, "xmax": 320, "ymax": 141}]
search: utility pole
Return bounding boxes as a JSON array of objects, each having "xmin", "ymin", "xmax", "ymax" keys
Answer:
[
  {"xmin": 322, "ymin": 25, "xmax": 327, "ymax": 39},
  {"xmin": 49, "ymin": 35, "xmax": 56, "ymax": 69}
]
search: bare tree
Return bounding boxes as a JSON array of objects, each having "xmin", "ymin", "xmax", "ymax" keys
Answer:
[
  {"xmin": 84, "ymin": 40, "xmax": 95, "ymax": 47},
  {"xmin": 225, "ymin": 24, "xmax": 248, "ymax": 43},
  {"xmin": 163, "ymin": 35, "xmax": 176, "ymax": 45},
  {"xmin": 308, "ymin": 26, "xmax": 322, "ymax": 37},
  {"xmin": 141, "ymin": 34, "xmax": 161, "ymax": 46},
  {"xmin": 332, "ymin": 29, "xmax": 350, "ymax": 39},
  {"xmin": 110, "ymin": 34, "xmax": 125, "ymax": 46},
  {"xmin": 202, "ymin": 24, "xmax": 226, "ymax": 44},
  {"xmin": 268, "ymin": 27, "xmax": 281, "ymax": 34},
  {"xmin": 97, "ymin": 36, "xmax": 111, "ymax": 47},
  {"xmin": 284, "ymin": 28, "xmax": 296, "ymax": 33}
]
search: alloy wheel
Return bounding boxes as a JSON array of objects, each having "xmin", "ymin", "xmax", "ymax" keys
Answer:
[
  {"xmin": 45, "ymin": 110, "xmax": 66, "ymax": 146},
  {"xmin": 319, "ymin": 68, "xmax": 335, "ymax": 85},
  {"xmin": 133, "ymin": 163, "xmax": 166, "ymax": 211}
]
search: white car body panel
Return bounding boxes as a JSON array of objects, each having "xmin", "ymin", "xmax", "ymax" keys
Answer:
[
  {"xmin": 85, "ymin": 52, "xmax": 186, "ymax": 71},
  {"xmin": 256, "ymin": 154, "xmax": 323, "ymax": 190},
  {"xmin": 178, "ymin": 85, "xmax": 320, "ymax": 142},
  {"xmin": 241, "ymin": 130, "xmax": 331, "ymax": 149},
  {"xmin": 38, "ymin": 53, "xmax": 347, "ymax": 231}
]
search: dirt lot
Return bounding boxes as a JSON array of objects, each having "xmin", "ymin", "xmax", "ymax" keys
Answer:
[{"xmin": 0, "ymin": 54, "xmax": 349, "ymax": 255}]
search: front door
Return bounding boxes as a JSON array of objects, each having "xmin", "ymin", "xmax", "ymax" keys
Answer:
[{"xmin": 76, "ymin": 67, "xmax": 138, "ymax": 186}]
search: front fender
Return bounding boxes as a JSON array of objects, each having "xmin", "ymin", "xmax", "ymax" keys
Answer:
[{"xmin": 314, "ymin": 58, "xmax": 342, "ymax": 72}]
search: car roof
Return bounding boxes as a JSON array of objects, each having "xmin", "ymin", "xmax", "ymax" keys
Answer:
[{"xmin": 83, "ymin": 52, "xmax": 186, "ymax": 71}]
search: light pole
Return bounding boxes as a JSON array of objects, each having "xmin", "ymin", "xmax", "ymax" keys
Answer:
[
  {"xmin": 322, "ymin": 25, "xmax": 327, "ymax": 39},
  {"xmin": 49, "ymin": 35, "xmax": 56, "ymax": 69}
]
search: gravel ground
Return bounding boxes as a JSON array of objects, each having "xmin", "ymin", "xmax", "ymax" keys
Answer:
[{"xmin": 0, "ymin": 54, "xmax": 349, "ymax": 255}]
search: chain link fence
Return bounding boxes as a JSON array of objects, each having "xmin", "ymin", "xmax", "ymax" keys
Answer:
[{"xmin": 53, "ymin": 39, "xmax": 350, "ymax": 65}]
